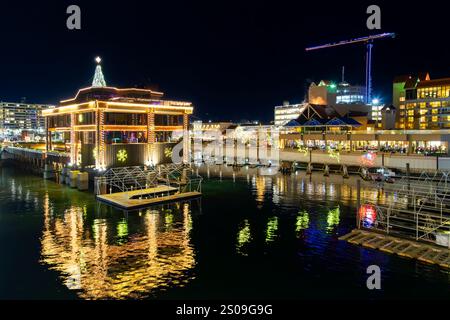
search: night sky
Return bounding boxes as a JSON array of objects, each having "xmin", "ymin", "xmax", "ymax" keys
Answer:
[{"xmin": 1, "ymin": 1, "xmax": 450, "ymax": 122}]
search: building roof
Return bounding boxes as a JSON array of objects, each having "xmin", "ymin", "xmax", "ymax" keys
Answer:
[
  {"xmin": 393, "ymin": 75, "xmax": 412, "ymax": 83},
  {"xmin": 381, "ymin": 104, "xmax": 396, "ymax": 111},
  {"xmin": 309, "ymin": 104, "xmax": 340, "ymax": 119},
  {"xmin": 396, "ymin": 73, "xmax": 430, "ymax": 89},
  {"xmin": 303, "ymin": 118, "xmax": 324, "ymax": 126},
  {"xmin": 284, "ymin": 119, "xmax": 301, "ymax": 127},
  {"xmin": 340, "ymin": 117, "xmax": 362, "ymax": 126},
  {"xmin": 318, "ymin": 80, "xmax": 333, "ymax": 86},
  {"xmin": 60, "ymin": 86, "xmax": 165, "ymax": 106},
  {"xmin": 346, "ymin": 111, "xmax": 369, "ymax": 117},
  {"xmin": 404, "ymin": 77, "xmax": 420, "ymax": 90},
  {"xmin": 417, "ymin": 78, "xmax": 450, "ymax": 88},
  {"xmin": 325, "ymin": 117, "xmax": 361, "ymax": 127}
]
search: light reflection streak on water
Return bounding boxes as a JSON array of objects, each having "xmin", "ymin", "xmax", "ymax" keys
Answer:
[
  {"xmin": 265, "ymin": 217, "xmax": 278, "ymax": 243},
  {"xmin": 236, "ymin": 219, "xmax": 251, "ymax": 256},
  {"xmin": 40, "ymin": 201, "xmax": 196, "ymax": 299},
  {"xmin": 296, "ymin": 211, "xmax": 309, "ymax": 233},
  {"xmin": 326, "ymin": 207, "xmax": 340, "ymax": 232}
]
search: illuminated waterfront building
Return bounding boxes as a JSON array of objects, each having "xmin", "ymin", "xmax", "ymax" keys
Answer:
[
  {"xmin": 0, "ymin": 100, "xmax": 53, "ymax": 133},
  {"xmin": 393, "ymin": 73, "xmax": 450, "ymax": 130},
  {"xmin": 274, "ymin": 101, "xmax": 307, "ymax": 126},
  {"xmin": 42, "ymin": 58, "xmax": 193, "ymax": 169}
]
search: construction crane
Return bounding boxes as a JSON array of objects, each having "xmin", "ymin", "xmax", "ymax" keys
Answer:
[{"xmin": 305, "ymin": 32, "xmax": 395, "ymax": 104}]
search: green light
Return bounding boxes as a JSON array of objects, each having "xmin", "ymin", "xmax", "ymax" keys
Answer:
[
  {"xmin": 117, "ymin": 149, "xmax": 128, "ymax": 162},
  {"xmin": 236, "ymin": 219, "xmax": 252, "ymax": 255},
  {"xmin": 296, "ymin": 210, "xmax": 309, "ymax": 232},
  {"xmin": 164, "ymin": 147, "xmax": 173, "ymax": 158},
  {"xmin": 165, "ymin": 212, "xmax": 173, "ymax": 229},
  {"xmin": 265, "ymin": 217, "xmax": 278, "ymax": 242},
  {"xmin": 327, "ymin": 206, "xmax": 340, "ymax": 231},
  {"xmin": 327, "ymin": 146, "xmax": 340, "ymax": 163},
  {"xmin": 117, "ymin": 219, "xmax": 129, "ymax": 238}
]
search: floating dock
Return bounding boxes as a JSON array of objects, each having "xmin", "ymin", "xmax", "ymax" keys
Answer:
[
  {"xmin": 97, "ymin": 185, "xmax": 201, "ymax": 209},
  {"xmin": 339, "ymin": 229, "xmax": 450, "ymax": 269}
]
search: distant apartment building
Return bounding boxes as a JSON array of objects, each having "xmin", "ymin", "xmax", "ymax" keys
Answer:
[
  {"xmin": 274, "ymin": 101, "xmax": 307, "ymax": 126},
  {"xmin": 0, "ymin": 101, "xmax": 53, "ymax": 132},
  {"xmin": 308, "ymin": 80, "xmax": 366, "ymax": 105},
  {"xmin": 393, "ymin": 73, "xmax": 450, "ymax": 129}
]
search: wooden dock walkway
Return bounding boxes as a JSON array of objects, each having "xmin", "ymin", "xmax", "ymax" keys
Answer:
[
  {"xmin": 96, "ymin": 185, "xmax": 201, "ymax": 209},
  {"xmin": 339, "ymin": 229, "xmax": 450, "ymax": 269}
]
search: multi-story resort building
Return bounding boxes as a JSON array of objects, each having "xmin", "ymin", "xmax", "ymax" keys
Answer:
[
  {"xmin": 0, "ymin": 100, "xmax": 53, "ymax": 133},
  {"xmin": 42, "ymin": 58, "xmax": 193, "ymax": 169},
  {"xmin": 394, "ymin": 73, "xmax": 450, "ymax": 130}
]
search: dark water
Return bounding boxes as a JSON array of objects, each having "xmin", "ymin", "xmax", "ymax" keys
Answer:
[{"xmin": 0, "ymin": 165, "xmax": 449, "ymax": 300}]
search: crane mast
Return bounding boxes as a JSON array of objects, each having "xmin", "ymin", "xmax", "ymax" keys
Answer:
[{"xmin": 305, "ymin": 33, "xmax": 395, "ymax": 104}]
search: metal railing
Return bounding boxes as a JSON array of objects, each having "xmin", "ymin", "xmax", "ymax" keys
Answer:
[
  {"xmin": 358, "ymin": 173, "xmax": 450, "ymax": 248},
  {"xmin": 96, "ymin": 163, "xmax": 202, "ymax": 195}
]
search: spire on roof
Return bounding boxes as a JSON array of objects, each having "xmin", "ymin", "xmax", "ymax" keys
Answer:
[{"xmin": 92, "ymin": 56, "xmax": 107, "ymax": 87}]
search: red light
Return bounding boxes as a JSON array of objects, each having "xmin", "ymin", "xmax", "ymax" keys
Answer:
[{"xmin": 359, "ymin": 204, "xmax": 377, "ymax": 227}]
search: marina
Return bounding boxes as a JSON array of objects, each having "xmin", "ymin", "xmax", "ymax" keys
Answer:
[
  {"xmin": 2, "ymin": 2, "xmax": 450, "ymax": 304},
  {"xmin": 2, "ymin": 165, "xmax": 450, "ymax": 300}
]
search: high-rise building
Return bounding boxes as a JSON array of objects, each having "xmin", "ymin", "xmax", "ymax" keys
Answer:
[
  {"xmin": 393, "ymin": 73, "xmax": 450, "ymax": 130},
  {"xmin": 0, "ymin": 101, "xmax": 53, "ymax": 132},
  {"xmin": 336, "ymin": 81, "xmax": 365, "ymax": 104}
]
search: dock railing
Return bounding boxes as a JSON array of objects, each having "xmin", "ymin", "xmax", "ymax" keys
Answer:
[
  {"xmin": 96, "ymin": 163, "xmax": 202, "ymax": 196},
  {"xmin": 357, "ymin": 175, "xmax": 450, "ymax": 248}
]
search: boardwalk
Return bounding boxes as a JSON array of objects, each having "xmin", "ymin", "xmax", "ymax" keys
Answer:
[
  {"xmin": 339, "ymin": 229, "xmax": 450, "ymax": 269},
  {"xmin": 97, "ymin": 185, "xmax": 201, "ymax": 209}
]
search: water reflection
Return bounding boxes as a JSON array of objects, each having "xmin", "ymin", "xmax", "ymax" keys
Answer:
[
  {"xmin": 198, "ymin": 164, "xmax": 402, "ymax": 207},
  {"xmin": 236, "ymin": 219, "xmax": 251, "ymax": 256},
  {"xmin": 197, "ymin": 165, "xmax": 398, "ymax": 256},
  {"xmin": 296, "ymin": 210, "xmax": 309, "ymax": 233},
  {"xmin": 2, "ymin": 166, "xmax": 450, "ymax": 300},
  {"xmin": 40, "ymin": 200, "xmax": 196, "ymax": 299},
  {"xmin": 326, "ymin": 207, "xmax": 340, "ymax": 232},
  {"xmin": 265, "ymin": 217, "xmax": 278, "ymax": 243}
]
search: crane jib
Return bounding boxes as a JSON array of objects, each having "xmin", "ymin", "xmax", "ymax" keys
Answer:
[{"xmin": 305, "ymin": 33, "xmax": 395, "ymax": 51}]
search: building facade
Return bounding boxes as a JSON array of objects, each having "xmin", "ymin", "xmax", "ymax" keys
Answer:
[
  {"xmin": 308, "ymin": 80, "xmax": 366, "ymax": 105},
  {"xmin": 336, "ymin": 81, "xmax": 366, "ymax": 104},
  {"xmin": 274, "ymin": 102, "xmax": 307, "ymax": 126},
  {"xmin": 43, "ymin": 60, "xmax": 193, "ymax": 169},
  {"xmin": 0, "ymin": 101, "xmax": 53, "ymax": 132},
  {"xmin": 392, "ymin": 73, "xmax": 450, "ymax": 130}
]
